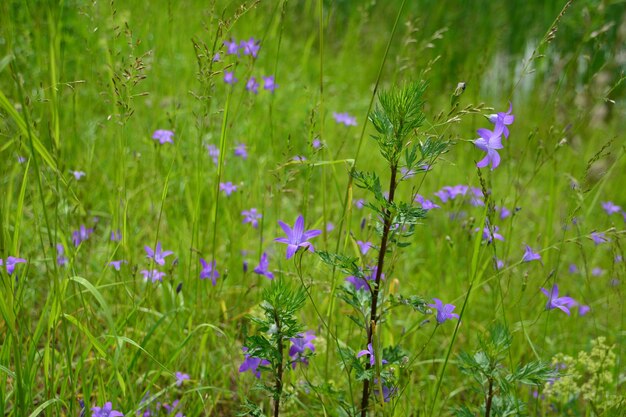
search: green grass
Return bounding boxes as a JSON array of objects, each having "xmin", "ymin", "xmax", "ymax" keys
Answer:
[{"xmin": 1, "ymin": 0, "xmax": 625, "ymax": 416}]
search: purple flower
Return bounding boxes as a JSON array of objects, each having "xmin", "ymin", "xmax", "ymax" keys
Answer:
[
  {"xmin": 568, "ymin": 263, "xmax": 578, "ymax": 274},
  {"xmin": 468, "ymin": 187, "xmax": 485, "ymax": 207},
  {"xmin": 494, "ymin": 257, "xmax": 505, "ymax": 270},
  {"xmin": 578, "ymin": 305, "xmax": 591, "ymax": 316},
  {"xmin": 224, "ymin": 71, "xmax": 238, "ymax": 84},
  {"xmin": 206, "ymin": 144, "xmax": 219, "ymax": 165},
  {"xmin": 145, "ymin": 242, "xmax": 174, "ymax": 266},
  {"xmin": 496, "ymin": 205, "xmax": 511, "ymax": 219},
  {"xmin": 141, "ymin": 269, "xmax": 165, "ymax": 283},
  {"xmin": 174, "ymin": 372, "xmax": 190, "ymax": 387},
  {"xmin": 357, "ymin": 343, "xmax": 376, "ymax": 366},
  {"xmin": 263, "ymin": 76, "xmax": 277, "ymax": 92},
  {"xmin": 354, "ymin": 199, "xmax": 366, "ymax": 209},
  {"xmin": 91, "ymin": 402, "xmax": 123, "ymax": 417},
  {"xmin": 72, "ymin": 170, "xmax": 86, "ymax": 180},
  {"xmin": 428, "ymin": 298, "xmax": 460, "ymax": 324},
  {"xmin": 245, "ymin": 77, "xmax": 259, "ymax": 94},
  {"xmin": 601, "ymin": 201, "xmax": 622, "ymax": 215},
  {"xmin": 152, "ymin": 129, "xmax": 174, "ymax": 145},
  {"xmin": 289, "ymin": 331, "xmax": 316, "ymax": 369},
  {"xmin": 476, "ymin": 224, "xmax": 504, "ymax": 243},
  {"xmin": 240, "ymin": 38, "xmax": 260, "ymax": 57},
  {"xmin": 1, "ymin": 256, "xmax": 27, "ymax": 275},
  {"xmin": 326, "ymin": 222, "xmax": 334, "ymax": 232},
  {"xmin": 333, "ymin": 112, "xmax": 357, "ymax": 126},
  {"xmin": 415, "ymin": 194, "xmax": 440, "ymax": 210},
  {"xmin": 540, "ymin": 284, "xmax": 577, "ymax": 315},
  {"xmin": 253, "ymin": 252, "xmax": 274, "ymax": 280},
  {"xmin": 591, "ymin": 267, "xmax": 604, "ymax": 276},
  {"xmin": 220, "ymin": 182, "xmax": 237, "ymax": 196},
  {"xmin": 474, "ymin": 125, "xmax": 504, "ymax": 170},
  {"xmin": 590, "ymin": 231, "xmax": 608, "ymax": 245},
  {"xmin": 234, "ymin": 143, "xmax": 248, "ymax": 159},
  {"xmin": 109, "ymin": 260, "xmax": 127, "ymax": 271},
  {"xmin": 356, "ymin": 240, "xmax": 373, "ymax": 255},
  {"xmin": 56, "ymin": 244, "xmax": 68, "ymax": 266},
  {"xmin": 356, "ymin": 343, "xmax": 387, "ymax": 367},
  {"xmin": 239, "ymin": 347, "xmax": 270, "ymax": 378},
  {"xmin": 212, "ymin": 52, "xmax": 221, "ymax": 62},
  {"xmin": 274, "ymin": 215, "xmax": 322, "ymax": 259},
  {"xmin": 312, "ymin": 138, "xmax": 322, "ymax": 149},
  {"xmin": 72, "ymin": 225, "xmax": 94, "ymax": 247},
  {"xmin": 522, "ymin": 245, "xmax": 542, "ymax": 263},
  {"xmin": 242, "ymin": 208, "xmax": 262, "ymax": 228},
  {"xmin": 373, "ymin": 378, "xmax": 397, "ymax": 403},
  {"xmin": 17, "ymin": 155, "xmax": 26, "ymax": 163},
  {"xmin": 110, "ymin": 230, "xmax": 122, "ymax": 241},
  {"xmin": 199, "ymin": 258, "xmax": 219, "ymax": 285},
  {"xmin": 346, "ymin": 266, "xmax": 383, "ymax": 291},
  {"xmin": 488, "ymin": 102, "xmax": 515, "ymax": 138},
  {"xmin": 223, "ymin": 39, "xmax": 239, "ymax": 55}
]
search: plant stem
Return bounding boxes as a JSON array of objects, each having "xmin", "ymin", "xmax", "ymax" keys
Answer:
[
  {"xmin": 484, "ymin": 378, "xmax": 494, "ymax": 417},
  {"xmin": 273, "ymin": 311, "xmax": 283, "ymax": 417},
  {"xmin": 360, "ymin": 163, "xmax": 398, "ymax": 417}
]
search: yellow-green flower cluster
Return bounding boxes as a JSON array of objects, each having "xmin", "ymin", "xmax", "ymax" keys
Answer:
[{"xmin": 544, "ymin": 337, "xmax": 623, "ymax": 411}]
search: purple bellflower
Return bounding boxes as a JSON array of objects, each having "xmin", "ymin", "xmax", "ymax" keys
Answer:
[
  {"xmin": 522, "ymin": 245, "xmax": 542, "ymax": 263},
  {"xmin": 145, "ymin": 242, "xmax": 173, "ymax": 266},
  {"xmin": 206, "ymin": 144, "xmax": 219, "ymax": 165},
  {"xmin": 199, "ymin": 258, "xmax": 219, "ymax": 285},
  {"xmin": 141, "ymin": 269, "xmax": 165, "ymax": 283},
  {"xmin": 241, "ymin": 208, "xmax": 262, "ymax": 228},
  {"xmin": 234, "ymin": 143, "xmax": 248, "ymax": 159},
  {"xmin": 578, "ymin": 305, "xmax": 591, "ymax": 316},
  {"xmin": 174, "ymin": 372, "xmax": 190, "ymax": 387},
  {"xmin": 91, "ymin": 402, "xmax": 123, "ymax": 417},
  {"xmin": 1, "ymin": 256, "xmax": 27, "ymax": 275},
  {"xmin": 220, "ymin": 182, "xmax": 237, "ymax": 196},
  {"xmin": 253, "ymin": 252, "xmax": 274, "ymax": 280},
  {"xmin": 590, "ymin": 231, "xmax": 608, "ymax": 245},
  {"xmin": 289, "ymin": 331, "xmax": 316, "ymax": 369},
  {"xmin": 240, "ymin": 38, "xmax": 260, "ymax": 57},
  {"xmin": 540, "ymin": 284, "xmax": 577, "ymax": 315},
  {"xmin": 245, "ymin": 77, "xmax": 259, "ymax": 94},
  {"xmin": 263, "ymin": 76, "xmax": 277, "ymax": 92},
  {"xmin": 356, "ymin": 240, "xmax": 373, "ymax": 255},
  {"xmin": 239, "ymin": 347, "xmax": 270, "ymax": 378},
  {"xmin": 152, "ymin": 129, "xmax": 174, "ymax": 144},
  {"xmin": 224, "ymin": 71, "xmax": 237, "ymax": 84},
  {"xmin": 274, "ymin": 215, "xmax": 321, "ymax": 259},
  {"xmin": 109, "ymin": 260, "xmax": 127, "ymax": 271},
  {"xmin": 488, "ymin": 102, "xmax": 515, "ymax": 138},
  {"xmin": 354, "ymin": 199, "xmax": 366, "ymax": 209},
  {"xmin": 223, "ymin": 39, "xmax": 239, "ymax": 55},
  {"xmin": 601, "ymin": 201, "xmax": 622, "ymax": 215},
  {"xmin": 333, "ymin": 112, "xmax": 357, "ymax": 126},
  {"xmin": 428, "ymin": 298, "xmax": 460, "ymax": 324},
  {"xmin": 72, "ymin": 225, "xmax": 94, "ymax": 247},
  {"xmin": 56, "ymin": 244, "xmax": 68, "ymax": 266},
  {"xmin": 476, "ymin": 224, "xmax": 504, "ymax": 243},
  {"xmin": 415, "ymin": 194, "xmax": 440, "ymax": 210},
  {"xmin": 474, "ymin": 125, "xmax": 504, "ymax": 170},
  {"xmin": 72, "ymin": 170, "xmax": 86, "ymax": 180},
  {"xmin": 357, "ymin": 343, "xmax": 386, "ymax": 366}
]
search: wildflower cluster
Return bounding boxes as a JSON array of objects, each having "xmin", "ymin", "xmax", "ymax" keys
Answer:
[
  {"xmin": 220, "ymin": 37, "xmax": 277, "ymax": 94},
  {"xmin": 542, "ymin": 337, "xmax": 623, "ymax": 413}
]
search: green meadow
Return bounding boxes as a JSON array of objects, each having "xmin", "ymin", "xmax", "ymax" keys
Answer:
[{"xmin": 0, "ymin": 1, "xmax": 624, "ymax": 416}]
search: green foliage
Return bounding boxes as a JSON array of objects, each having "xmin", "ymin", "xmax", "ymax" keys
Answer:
[
  {"xmin": 453, "ymin": 323, "xmax": 555, "ymax": 417},
  {"xmin": 369, "ymin": 81, "xmax": 428, "ymax": 165}
]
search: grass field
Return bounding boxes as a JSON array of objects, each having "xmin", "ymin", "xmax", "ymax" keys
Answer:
[{"xmin": 1, "ymin": 1, "xmax": 625, "ymax": 416}]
